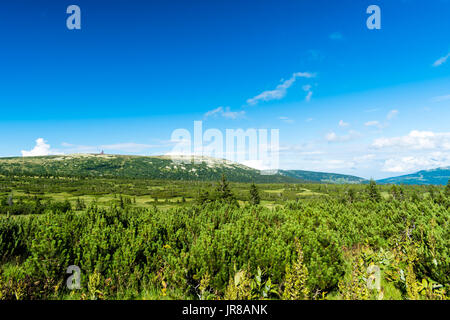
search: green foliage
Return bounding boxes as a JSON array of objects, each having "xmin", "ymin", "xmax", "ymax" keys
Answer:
[
  {"xmin": 249, "ymin": 183, "xmax": 260, "ymax": 205},
  {"xmin": 445, "ymin": 179, "xmax": 450, "ymax": 197},
  {"xmin": 215, "ymin": 174, "xmax": 237, "ymax": 204},
  {"xmin": 338, "ymin": 253, "xmax": 371, "ymax": 300},
  {"xmin": 366, "ymin": 180, "xmax": 381, "ymax": 202},
  {"xmin": 346, "ymin": 188, "xmax": 356, "ymax": 203},
  {"xmin": 0, "ymin": 175, "xmax": 449, "ymax": 300},
  {"xmin": 282, "ymin": 240, "xmax": 309, "ymax": 300},
  {"xmin": 223, "ymin": 267, "xmax": 278, "ymax": 300}
]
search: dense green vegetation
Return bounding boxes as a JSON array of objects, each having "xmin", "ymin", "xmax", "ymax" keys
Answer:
[{"xmin": 0, "ymin": 173, "xmax": 449, "ymax": 300}]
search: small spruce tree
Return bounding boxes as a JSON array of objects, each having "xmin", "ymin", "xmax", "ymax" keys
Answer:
[
  {"xmin": 197, "ymin": 190, "xmax": 210, "ymax": 205},
  {"xmin": 249, "ymin": 183, "xmax": 261, "ymax": 205},
  {"xmin": 215, "ymin": 174, "xmax": 236, "ymax": 203},
  {"xmin": 119, "ymin": 195, "xmax": 125, "ymax": 209},
  {"xmin": 366, "ymin": 179, "xmax": 381, "ymax": 202}
]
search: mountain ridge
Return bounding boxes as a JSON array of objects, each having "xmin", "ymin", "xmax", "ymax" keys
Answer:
[
  {"xmin": 0, "ymin": 154, "xmax": 448, "ymax": 185},
  {"xmin": 0, "ymin": 154, "xmax": 365, "ymax": 184},
  {"xmin": 377, "ymin": 166, "xmax": 450, "ymax": 185},
  {"xmin": 0, "ymin": 154, "xmax": 297, "ymax": 183}
]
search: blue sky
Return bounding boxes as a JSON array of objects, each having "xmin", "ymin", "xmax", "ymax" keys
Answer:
[{"xmin": 0, "ymin": 0, "xmax": 449, "ymax": 179}]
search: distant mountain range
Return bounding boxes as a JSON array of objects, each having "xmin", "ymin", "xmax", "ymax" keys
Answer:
[
  {"xmin": 280, "ymin": 170, "xmax": 366, "ymax": 184},
  {"xmin": 376, "ymin": 167, "xmax": 450, "ymax": 185},
  {"xmin": 0, "ymin": 154, "xmax": 448, "ymax": 185}
]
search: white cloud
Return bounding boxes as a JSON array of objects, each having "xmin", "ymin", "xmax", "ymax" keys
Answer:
[
  {"xmin": 365, "ymin": 120, "xmax": 383, "ymax": 128},
  {"xmin": 302, "ymin": 84, "xmax": 313, "ymax": 102},
  {"xmin": 339, "ymin": 120, "xmax": 349, "ymax": 127},
  {"xmin": 381, "ymin": 153, "xmax": 450, "ymax": 173},
  {"xmin": 305, "ymin": 90, "xmax": 313, "ymax": 102},
  {"xmin": 372, "ymin": 130, "xmax": 450, "ymax": 150},
  {"xmin": 353, "ymin": 154, "xmax": 375, "ymax": 162},
  {"xmin": 325, "ymin": 132, "xmax": 338, "ymax": 142},
  {"xmin": 386, "ymin": 109, "xmax": 399, "ymax": 120},
  {"xmin": 247, "ymin": 72, "xmax": 315, "ymax": 105},
  {"xmin": 278, "ymin": 116, "xmax": 294, "ymax": 123},
  {"xmin": 370, "ymin": 131, "xmax": 450, "ymax": 173},
  {"xmin": 21, "ymin": 138, "xmax": 61, "ymax": 157},
  {"xmin": 204, "ymin": 106, "xmax": 245, "ymax": 119},
  {"xmin": 432, "ymin": 53, "xmax": 450, "ymax": 67},
  {"xmin": 299, "ymin": 150, "xmax": 324, "ymax": 155},
  {"xmin": 221, "ymin": 108, "xmax": 245, "ymax": 119},
  {"xmin": 204, "ymin": 107, "xmax": 223, "ymax": 118},
  {"xmin": 382, "ymin": 157, "xmax": 426, "ymax": 173},
  {"xmin": 325, "ymin": 130, "xmax": 360, "ymax": 143}
]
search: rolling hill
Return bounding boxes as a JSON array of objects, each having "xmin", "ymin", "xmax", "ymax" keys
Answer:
[
  {"xmin": 281, "ymin": 170, "xmax": 367, "ymax": 184},
  {"xmin": 0, "ymin": 154, "xmax": 369, "ymax": 184},
  {"xmin": 0, "ymin": 154, "xmax": 300, "ymax": 183},
  {"xmin": 376, "ymin": 167, "xmax": 450, "ymax": 185}
]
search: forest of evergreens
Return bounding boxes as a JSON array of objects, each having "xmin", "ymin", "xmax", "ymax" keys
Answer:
[{"xmin": 0, "ymin": 175, "xmax": 449, "ymax": 300}]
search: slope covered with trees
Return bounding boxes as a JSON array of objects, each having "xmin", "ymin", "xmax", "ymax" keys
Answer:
[{"xmin": 0, "ymin": 154, "xmax": 300, "ymax": 183}]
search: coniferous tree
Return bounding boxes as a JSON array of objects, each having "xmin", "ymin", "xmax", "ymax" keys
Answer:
[
  {"xmin": 76, "ymin": 197, "xmax": 86, "ymax": 210},
  {"xmin": 249, "ymin": 183, "xmax": 261, "ymax": 205},
  {"xmin": 366, "ymin": 179, "xmax": 381, "ymax": 202},
  {"xmin": 119, "ymin": 195, "xmax": 125, "ymax": 209},
  {"xmin": 398, "ymin": 186, "xmax": 405, "ymax": 201},
  {"xmin": 215, "ymin": 174, "xmax": 236, "ymax": 203},
  {"xmin": 197, "ymin": 190, "xmax": 210, "ymax": 205}
]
